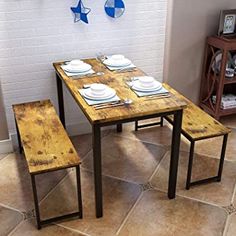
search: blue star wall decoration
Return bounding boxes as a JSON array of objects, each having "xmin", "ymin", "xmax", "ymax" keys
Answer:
[
  {"xmin": 71, "ymin": 0, "xmax": 91, "ymax": 24},
  {"xmin": 104, "ymin": 0, "xmax": 125, "ymax": 18}
]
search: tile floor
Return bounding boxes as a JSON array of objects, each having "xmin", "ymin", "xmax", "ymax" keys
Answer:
[{"xmin": 1, "ymin": 117, "xmax": 236, "ymax": 236}]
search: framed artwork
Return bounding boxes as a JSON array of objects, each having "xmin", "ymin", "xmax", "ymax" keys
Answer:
[{"xmin": 218, "ymin": 9, "xmax": 236, "ymax": 36}]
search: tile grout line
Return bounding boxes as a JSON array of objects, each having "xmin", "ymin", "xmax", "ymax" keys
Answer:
[
  {"xmin": 112, "ymin": 131, "xmax": 171, "ymax": 150},
  {"xmin": 222, "ymin": 215, "xmax": 230, "ymax": 236},
  {"xmin": 39, "ymin": 168, "xmax": 73, "ymax": 204},
  {"xmin": 81, "ymin": 166, "xmax": 142, "ymax": 186},
  {"xmin": 151, "ymin": 185, "xmax": 228, "ymax": 210},
  {"xmin": 7, "ymin": 220, "xmax": 25, "ymax": 236},
  {"xmin": 115, "ymin": 191, "xmax": 144, "ymax": 235},
  {"xmin": 55, "ymin": 223, "xmax": 92, "ymax": 236},
  {"xmin": 0, "ymin": 202, "xmax": 25, "ymax": 216},
  {"xmin": 148, "ymin": 150, "xmax": 169, "ymax": 183}
]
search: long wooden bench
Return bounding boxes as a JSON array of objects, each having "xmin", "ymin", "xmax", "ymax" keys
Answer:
[
  {"xmin": 13, "ymin": 100, "xmax": 83, "ymax": 229},
  {"xmin": 135, "ymin": 83, "xmax": 231, "ymax": 189}
]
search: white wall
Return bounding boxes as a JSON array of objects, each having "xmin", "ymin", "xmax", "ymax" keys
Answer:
[
  {"xmin": 164, "ymin": 0, "xmax": 236, "ymax": 103},
  {"xmin": 0, "ymin": 0, "xmax": 167, "ymax": 135}
]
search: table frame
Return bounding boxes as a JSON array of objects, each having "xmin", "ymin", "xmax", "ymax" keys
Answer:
[{"xmin": 55, "ymin": 73, "xmax": 183, "ymax": 218}]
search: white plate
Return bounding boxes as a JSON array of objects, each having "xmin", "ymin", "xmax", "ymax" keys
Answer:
[
  {"xmin": 83, "ymin": 88, "xmax": 116, "ymax": 100},
  {"xmin": 103, "ymin": 58, "xmax": 131, "ymax": 67},
  {"xmin": 132, "ymin": 80, "xmax": 162, "ymax": 92},
  {"xmin": 64, "ymin": 63, "xmax": 92, "ymax": 73}
]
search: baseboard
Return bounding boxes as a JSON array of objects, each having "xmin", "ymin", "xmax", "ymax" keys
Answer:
[
  {"xmin": 10, "ymin": 121, "xmax": 92, "ymax": 149},
  {"xmin": 0, "ymin": 137, "xmax": 13, "ymax": 154}
]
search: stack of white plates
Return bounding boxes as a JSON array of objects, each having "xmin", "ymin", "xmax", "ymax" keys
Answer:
[
  {"xmin": 132, "ymin": 77, "xmax": 162, "ymax": 92},
  {"xmin": 103, "ymin": 55, "xmax": 132, "ymax": 67},
  {"xmin": 83, "ymin": 83, "xmax": 116, "ymax": 100},
  {"xmin": 64, "ymin": 60, "xmax": 92, "ymax": 73}
]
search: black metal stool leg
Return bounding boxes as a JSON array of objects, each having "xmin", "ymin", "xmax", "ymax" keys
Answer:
[
  {"xmin": 31, "ymin": 174, "xmax": 41, "ymax": 230},
  {"xmin": 186, "ymin": 141, "xmax": 195, "ymax": 190},
  {"xmin": 76, "ymin": 166, "xmax": 83, "ymax": 218},
  {"xmin": 217, "ymin": 134, "xmax": 228, "ymax": 182}
]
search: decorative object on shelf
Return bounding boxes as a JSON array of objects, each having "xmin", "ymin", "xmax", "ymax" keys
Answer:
[
  {"xmin": 218, "ymin": 9, "xmax": 236, "ymax": 36},
  {"xmin": 211, "ymin": 50, "xmax": 235, "ymax": 74},
  {"xmin": 104, "ymin": 0, "xmax": 125, "ymax": 18},
  {"xmin": 71, "ymin": 0, "xmax": 91, "ymax": 24},
  {"xmin": 199, "ymin": 36, "xmax": 236, "ymax": 120}
]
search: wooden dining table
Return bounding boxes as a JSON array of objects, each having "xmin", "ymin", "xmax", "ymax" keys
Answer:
[{"xmin": 53, "ymin": 58, "xmax": 187, "ymax": 218}]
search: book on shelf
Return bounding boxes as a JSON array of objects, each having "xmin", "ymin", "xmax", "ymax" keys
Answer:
[{"xmin": 212, "ymin": 94, "xmax": 236, "ymax": 109}]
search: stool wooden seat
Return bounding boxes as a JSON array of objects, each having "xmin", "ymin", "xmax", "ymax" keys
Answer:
[
  {"xmin": 13, "ymin": 100, "xmax": 82, "ymax": 229},
  {"xmin": 135, "ymin": 84, "xmax": 231, "ymax": 189}
]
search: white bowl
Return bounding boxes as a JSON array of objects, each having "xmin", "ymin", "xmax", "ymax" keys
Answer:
[
  {"xmin": 111, "ymin": 54, "xmax": 125, "ymax": 61},
  {"xmin": 69, "ymin": 60, "xmax": 84, "ymax": 67},
  {"xmin": 90, "ymin": 83, "xmax": 107, "ymax": 96},
  {"xmin": 138, "ymin": 76, "xmax": 155, "ymax": 87}
]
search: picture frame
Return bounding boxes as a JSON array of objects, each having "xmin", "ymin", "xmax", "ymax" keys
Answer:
[{"xmin": 218, "ymin": 9, "xmax": 236, "ymax": 36}]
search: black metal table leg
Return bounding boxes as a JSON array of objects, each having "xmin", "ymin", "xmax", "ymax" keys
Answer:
[
  {"xmin": 217, "ymin": 134, "xmax": 228, "ymax": 181},
  {"xmin": 186, "ymin": 141, "xmax": 195, "ymax": 190},
  {"xmin": 56, "ymin": 74, "xmax": 65, "ymax": 127},
  {"xmin": 168, "ymin": 109, "xmax": 183, "ymax": 199},
  {"xmin": 92, "ymin": 124, "xmax": 103, "ymax": 217},
  {"xmin": 117, "ymin": 124, "xmax": 122, "ymax": 132},
  {"xmin": 15, "ymin": 119, "xmax": 23, "ymax": 154},
  {"xmin": 31, "ymin": 175, "xmax": 41, "ymax": 230},
  {"xmin": 76, "ymin": 166, "xmax": 83, "ymax": 218}
]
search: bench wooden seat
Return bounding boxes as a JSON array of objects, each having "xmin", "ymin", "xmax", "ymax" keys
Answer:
[
  {"xmin": 135, "ymin": 83, "xmax": 231, "ymax": 189},
  {"xmin": 13, "ymin": 100, "xmax": 82, "ymax": 229}
]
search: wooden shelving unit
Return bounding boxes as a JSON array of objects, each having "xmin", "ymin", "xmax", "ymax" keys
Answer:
[{"xmin": 199, "ymin": 36, "xmax": 236, "ymax": 120}]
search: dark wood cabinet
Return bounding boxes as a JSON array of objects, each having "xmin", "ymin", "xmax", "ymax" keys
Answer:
[{"xmin": 199, "ymin": 36, "xmax": 236, "ymax": 120}]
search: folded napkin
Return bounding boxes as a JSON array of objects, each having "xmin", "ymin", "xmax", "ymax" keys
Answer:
[
  {"xmin": 78, "ymin": 89, "xmax": 120, "ymax": 106},
  {"xmin": 61, "ymin": 65, "xmax": 95, "ymax": 78},
  {"xmin": 131, "ymin": 86, "xmax": 169, "ymax": 97},
  {"xmin": 105, "ymin": 63, "xmax": 136, "ymax": 71}
]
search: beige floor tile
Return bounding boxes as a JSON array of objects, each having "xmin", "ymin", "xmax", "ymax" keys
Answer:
[
  {"xmin": 0, "ymin": 205, "xmax": 23, "ymax": 236},
  {"xmin": 151, "ymin": 151, "xmax": 236, "ymax": 206},
  {"xmin": 225, "ymin": 213, "xmax": 236, "ymax": 236},
  {"xmin": 112, "ymin": 122, "xmax": 173, "ymax": 148},
  {"xmin": 40, "ymin": 170, "xmax": 141, "ymax": 236},
  {"xmin": 114, "ymin": 122, "xmax": 236, "ymax": 161},
  {"xmin": 193, "ymin": 129, "xmax": 236, "ymax": 161},
  {"xmin": 82, "ymin": 134, "xmax": 166, "ymax": 184},
  {"xmin": 118, "ymin": 190, "xmax": 227, "ymax": 236},
  {"xmin": 220, "ymin": 115, "xmax": 236, "ymax": 129},
  {"xmin": 0, "ymin": 153, "xmax": 69, "ymax": 211},
  {"xmin": 0, "ymin": 153, "xmax": 9, "ymax": 161},
  {"xmin": 70, "ymin": 129, "xmax": 112, "ymax": 160},
  {"xmin": 10, "ymin": 219, "xmax": 85, "ymax": 236},
  {"xmin": 70, "ymin": 134, "xmax": 93, "ymax": 159}
]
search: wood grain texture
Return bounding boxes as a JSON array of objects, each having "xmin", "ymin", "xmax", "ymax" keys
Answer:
[
  {"xmin": 53, "ymin": 59, "xmax": 187, "ymax": 125},
  {"xmin": 13, "ymin": 100, "xmax": 81, "ymax": 174},
  {"xmin": 164, "ymin": 84, "xmax": 231, "ymax": 141}
]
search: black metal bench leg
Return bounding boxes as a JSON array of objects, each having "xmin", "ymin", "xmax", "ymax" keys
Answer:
[
  {"xmin": 217, "ymin": 134, "xmax": 228, "ymax": 182},
  {"xmin": 76, "ymin": 166, "xmax": 83, "ymax": 218},
  {"xmin": 160, "ymin": 117, "xmax": 164, "ymax": 127},
  {"xmin": 31, "ymin": 174, "xmax": 41, "ymax": 230},
  {"xmin": 135, "ymin": 121, "xmax": 138, "ymax": 131},
  {"xmin": 15, "ymin": 119, "xmax": 23, "ymax": 154},
  {"xmin": 186, "ymin": 141, "xmax": 195, "ymax": 190},
  {"xmin": 117, "ymin": 124, "xmax": 122, "ymax": 132}
]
